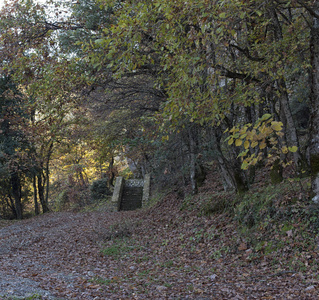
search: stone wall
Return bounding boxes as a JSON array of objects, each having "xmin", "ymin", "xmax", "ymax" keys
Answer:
[
  {"xmin": 111, "ymin": 175, "xmax": 151, "ymax": 211},
  {"xmin": 111, "ymin": 177, "xmax": 124, "ymax": 211}
]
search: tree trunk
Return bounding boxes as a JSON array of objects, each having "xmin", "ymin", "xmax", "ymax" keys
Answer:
[
  {"xmin": 309, "ymin": 4, "xmax": 319, "ymax": 203},
  {"xmin": 10, "ymin": 173, "xmax": 22, "ymax": 219},
  {"xmin": 213, "ymin": 129, "xmax": 237, "ymax": 191},
  {"xmin": 278, "ymin": 78, "xmax": 302, "ymax": 169},
  {"xmin": 216, "ymin": 154, "xmax": 236, "ymax": 191},
  {"xmin": 108, "ymin": 156, "xmax": 115, "ymax": 188},
  {"xmin": 33, "ymin": 175, "xmax": 39, "ymax": 215},
  {"xmin": 178, "ymin": 137, "xmax": 187, "ymax": 192},
  {"xmin": 7, "ymin": 192, "xmax": 17, "ymax": 219},
  {"xmin": 232, "ymin": 159, "xmax": 249, "ymax": 194},
  {"xmin": 43, "ymin": 141, "xmax": 53, "ymax": 213},
  {"xmin": 44, "ymin": 168, "xmax": 50, "ymax": 211},
  {"xmin": 38, "ymin": 173, "xmax": 49, "ymax": 213},
  {"xmin": 188, "ymin": 127, "xmax": 198, "ymax": 195},
  {"xmin": 267, "ymin": 4, "xmax": 302, "ymax": 169}
]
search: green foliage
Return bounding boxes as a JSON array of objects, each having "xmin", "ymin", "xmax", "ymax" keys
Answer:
[
  {"xmin": 235, "ymin": 185, "xmax": 280, "ymax": 229},
  {"xmin": 89, "ymin": 276, "xmax": 113, "ymax": 285},
  {"xmin": 145, "ymin": 189, "xmax": 167, "ymax": 208},
  {"xmin": 180, "ymin": 194, "xmax": 195, "ymax": 211},
  {"xmin": 233, "ymin": 178, "xmax": 311, "ymax": 234},
  {"xmin": 0, "ymin": 76, "xmax": 28, "ymax": 156},
  {"xmin": 118, "ymin": 167, "xmax": 134, "ymax": 179},
  {"xmin": 0, "ymin": 0, "xmax": 316, "ymax": 213},
  {"xmin": 52, "ymin": 180, "xmax": 91, "ymax": 212},
  {"xmin": 59, "ymin": 0, "xmax": 113, "ymax": 55},
  {"xmin": 201, "ymin": 192, "xmax": 236, "ymax": 216},
  {"xmin": 55, "ymin": 190, "xmax": 69, "ymax": 211},
  {"xmin": 90, "ymin": 178, "xmax": 112, "ymax": 201},
  {"xmin": 0, "ymin": 76, "xmax": 32, "ymax": 219},
  {"xmin": 306, "ymin": 204, "xmax": 319, "ymax": 232}
]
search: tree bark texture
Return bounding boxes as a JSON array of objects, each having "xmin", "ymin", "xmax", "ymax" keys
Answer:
[
  {"xmin": 213, "ymin": 132, "xmax": 235, "ymax": 191},
  {"xmin": 7, "ymin": 192, "xmax": 17, "ymax": 219},
  {"xmin": 38, "ymin": 173, "xmax": 49, "ymax": 213},
  {"xmin": 33, "ymin": 175, "xmax": 39, "ymax": 215},
  {"xmin": 44, "ymin": 141, "xmax": 53, "ymax": 212},
  {"xmin": 10, "ymin": 173, "xmax": 22, "ymax": 219},
  {"xmin": 267, "ymin": 3, "xmax": 302, "ymax": 169},
  {"xmin": 188, "ymin": 127, "xmax": 198, "ymax": 195},
  {"xmin": 310, "ymin": 4, "xmax": 319, "ymax": 203},
  {"xmin": 277, "ymin": 78, "xmax": 302, "ymax": 169}
]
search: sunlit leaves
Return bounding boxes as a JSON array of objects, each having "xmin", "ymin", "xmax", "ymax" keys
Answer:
[
  {"xmin": 271, "ymin": 122, "xmax": 283, "ymax": 132},
  {"xmin": 226, "ymin": 114, "xmax": 298, "ymax": 170},
  {"xmin": 235, "ymin": 139, "xmax": 242, "ymax": 147},
  {"xmin": 288, "ymin": 146, "xmax": 298, "ymax": 153}
]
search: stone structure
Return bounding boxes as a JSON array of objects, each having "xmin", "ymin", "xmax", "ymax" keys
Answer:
[
  {"xmin": 111, "ymin": 174, "xmax": 151, "ymax": 211},
  {"xmin": 142, "ymin": 174, "xmax": 151, "ymax": 207},
  {"xmin": 111, "ymin": 177, "xmax": 124, "ymax": 211}
]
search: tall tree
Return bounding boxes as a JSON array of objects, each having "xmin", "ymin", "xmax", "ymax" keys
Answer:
[
  {"xmin": 1, "ymin": 0, "xmax": 318, "ymax": 200},
  {"xmin": 308, "ymin": 1, "xmax": 319, "ymax": 202},
  {"xmin": 0, "ymin": 76, "xmax": 29, "ymax": 219}
]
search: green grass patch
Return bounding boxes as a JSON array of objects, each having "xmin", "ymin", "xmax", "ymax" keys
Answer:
[
  {"xmin": 161, "ymin": 260, "xmax": 174, "ymax": 268},
  {"xmin": 90, "ymin": 276, "xmax": 113, "ymax": 285},
  {"xmin": 101, "ymin": 242, "xmax": 131, "ymax": 258},
  {"xmin": 2, "ymin": 294, "xmax": 44, "ymax": 300},
  {"xmin": 101, "ymin": 238, "xmax": 142, "ymax": 259}
]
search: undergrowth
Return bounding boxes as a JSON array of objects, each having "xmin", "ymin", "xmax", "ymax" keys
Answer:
[{"xmin": 196, "ymin": 176, "xmax": 319, "ymax": 272}]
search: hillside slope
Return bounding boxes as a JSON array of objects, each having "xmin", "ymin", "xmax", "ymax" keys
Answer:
[{"xmin": 0, "ymin": 173, "xmax": 318, "ymax": 299}]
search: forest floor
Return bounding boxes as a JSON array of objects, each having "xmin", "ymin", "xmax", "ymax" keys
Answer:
[{"xmin": 1, "ymin": 170, "xmax": 319, "ymax": 299}]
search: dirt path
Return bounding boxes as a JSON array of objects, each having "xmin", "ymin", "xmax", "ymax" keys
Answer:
[
  {"xmin": 0, "ymin": 211, "xmax": 125, "ymax": 299},
  {"xmin": 0, "ymin": 199, "xmax": 318, "ymax": 299},
  {"xmin": 0, "ymin": 271, "xmax": 56, "ymax": 299}
]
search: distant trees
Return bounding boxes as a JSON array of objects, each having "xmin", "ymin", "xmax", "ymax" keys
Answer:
[
  {"xmin": 308, "ymin": 1, "xmax": 319, "ymax": 202},
  {"xmin": 80, "ymin": 0, "xmax": 318, "ymax": 196},
  {"xmin": 0, "ymin": 0, "xmax": 318, "ymax": 218},
  {"xmin": 0, "ymin": 76, "xmax": 30, "ymax": 219},
  {"xmin": 0, "ymin": 0, "xmax": 90, "ymax": 217},
  {"xmin": 80, "ymin": 0, "xmax": 311, "ymax": 191}
]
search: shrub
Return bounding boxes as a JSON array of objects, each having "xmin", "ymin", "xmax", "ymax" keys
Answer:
[
  {"xmin": 90, "ymin": 178, "xmax": 112, "ymax": 202},
  {"xmin": 53, "ymin": 183, "xmax": 91, "ymax": 211},
  {"xmin": 200, "ymin": 192, "xmax": 236, "ymax": 216},
  {"xmin": 55, "ymin": 189, "xmax": 69, "ymax": 211}
]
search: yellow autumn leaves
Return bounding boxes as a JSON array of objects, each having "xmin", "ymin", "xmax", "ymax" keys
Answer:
[{"xmin": 225, "ymin": 114, "xmax": 298, "ymax": 170}]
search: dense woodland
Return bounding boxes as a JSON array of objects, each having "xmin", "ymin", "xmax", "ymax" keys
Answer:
[{"xmin": 0, "ymin": 0, "xmax": 318, "ymax": 219}]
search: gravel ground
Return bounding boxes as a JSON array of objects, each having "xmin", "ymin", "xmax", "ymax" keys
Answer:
[
  {"xmin": 0, "ymin": 271, "xmax": 59, "ymax": 299},
  {"xmin": 0, "ymin": 211, "xmax": 121, "ymax": 300},
  {"xmin": 0, "ymin": 214, "xmax": 74, "ymax": 299}
]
